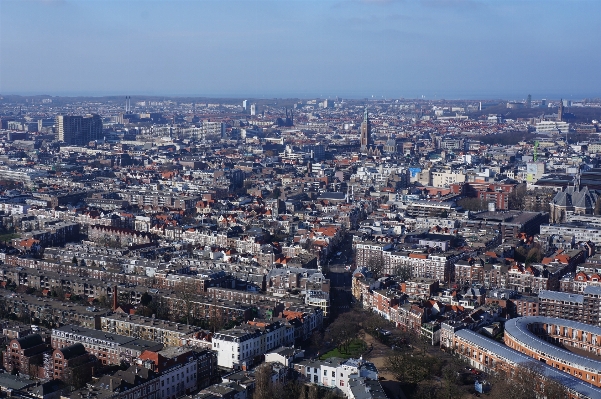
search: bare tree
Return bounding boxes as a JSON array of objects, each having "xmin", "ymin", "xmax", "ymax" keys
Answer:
[
  {"xmin": 252, "ymin": 364, "xmax": 275, "ymax": 399},
  {"xmin": 394, "ymin": 265, "xmax": 412, "ymax": 281},
  {"xmin": 366, "ymin": 254, "xmax": 385, "ymax": 279}
]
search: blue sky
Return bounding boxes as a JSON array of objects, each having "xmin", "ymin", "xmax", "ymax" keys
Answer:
[{"xmin": 1, "ymin": 0, "xmax": 600, "ymax": 99}]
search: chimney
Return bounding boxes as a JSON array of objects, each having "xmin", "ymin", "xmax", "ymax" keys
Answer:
[{"xmin": 112, "ymin": 285, "xmax": 118, "ymax": 311}]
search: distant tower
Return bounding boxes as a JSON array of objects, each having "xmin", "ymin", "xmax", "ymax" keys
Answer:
[
  {"xmin": 242, "ymin": 100, "xmax": 248, "ymax": 111},
  {"xmin": 558, "ymin": 99, "xmax": 564, "ymax": 122},
  {"xmin": 526, "ymin": 94, "xmax": 532, "ymax": 109},
  {"xmin": 360, "ymin": 107, "xmax": 372, "ymax": 152},
  {"xmin": 250, "ymin": 104, "xmax": 257, "ymax": 116}
]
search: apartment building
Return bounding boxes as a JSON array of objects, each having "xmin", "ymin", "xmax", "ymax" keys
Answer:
[
  {"xmin": 450, "ymin": 329, "xmax": 601, "ymax": 399},
  {"xmin": 52, "ymin": 325, "xmax": 163, "ymax": 366},
  {"xmin": 100, "ymin": 313, "xmax": 202, "ymax": 347},
  {"xmin": 212, "ymin": 320, "xmax": 294, "ymax": 369}
]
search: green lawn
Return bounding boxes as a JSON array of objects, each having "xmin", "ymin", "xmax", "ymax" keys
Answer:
[{"xmin": 320, "ymin": 339, "xmax": 367, "ymax": 360}]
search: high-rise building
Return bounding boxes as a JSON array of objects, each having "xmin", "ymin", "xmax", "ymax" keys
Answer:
[
  {"xmin": 526, "ymin": 94, "xmax": 532, "ymax": 108},
  {"xmin": 250, "ymin": 104, "xmax": 257, "ymax": 116},
  {"xmin": 56, "ymin": 114, "xmax": 103, "ymax": 145},
  {"xmin": 558, "ymin": 98, "xmax": 564, "ymax": 122},
  {"xmin": 242, "ymin": 100, "xmax": 248, "ymax": 111},
  {"xmin": 360, "ymin": 107, "xmax": 372, "ymax": 152}
]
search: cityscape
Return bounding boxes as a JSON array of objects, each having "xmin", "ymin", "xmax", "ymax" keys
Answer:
[{"xmin": 2, "ymin": 1, "xmax": 601, "ymax": 399}]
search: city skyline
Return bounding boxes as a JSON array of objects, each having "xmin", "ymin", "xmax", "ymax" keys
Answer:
[{"xmin": 1, "ymin": 0, "xmax": 601, "ymax": 99}]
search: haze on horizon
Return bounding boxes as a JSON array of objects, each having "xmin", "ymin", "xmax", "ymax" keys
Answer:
[{"xmin": 1, "ymin": 0, "xmax": 600, "ymax": 101}]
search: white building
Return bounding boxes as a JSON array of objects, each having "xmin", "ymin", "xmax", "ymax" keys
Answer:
[
  {"xmin": 294, "ymin": 357, "xmax": 378, "ymax": 396},
  {"xmin": 536, "ymin": 121, "xmax": 569, "ymax": 133},
  {"xmin": 212, "ymin": 321, "xmax": 294, "ymax": 369}
]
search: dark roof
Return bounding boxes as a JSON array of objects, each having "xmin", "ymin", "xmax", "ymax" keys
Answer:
[
  {"xmin": 317, "ymin": 192, "xmax": 346, "ymax": 201},
  {"xmin": 15, "ymin": 334, "xmax": 44, "ymax": 349},
  {"xmin": 58, "ymin": 343, "xmax": 87, "ymax": 359}
]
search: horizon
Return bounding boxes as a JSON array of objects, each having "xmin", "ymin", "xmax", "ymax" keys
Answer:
[{"xmin": 0, "ymin": 91, "xmax": 593, "ymax": 102}]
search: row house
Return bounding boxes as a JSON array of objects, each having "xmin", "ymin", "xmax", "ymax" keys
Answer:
[
  {"xmin": 88, "ymin": 225, "xmax": 157, "ymax": 247},
  {"xmin": 51, "ymin": 325, "xmax": 163, "ymax": 366},
  {"xmin": 137, "ymin": 348, "xmax": 218, "ymax": 399},
  {"xmin": 1, "ymin": 292, "xmax": 110, "ymax": 329},
  {"xmin": 100, "ymin": 313, "xmax": 202, "ymax": 347},
  {"xmin": 276, "ymin": 307, "xmax": 323, "ymax": 342},
  {"xmin": 561, "ymin": 271, "xmax": 601, "ymax": 293},
  {"xmin": 160, "ymin": 293, "xmax": 255, "ymax": 325},
  {"xmin": 390, "ymin": 304, "xmax": 429, "ymax": 332}
]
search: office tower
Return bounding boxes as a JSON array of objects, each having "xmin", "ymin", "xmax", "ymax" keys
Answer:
[
  {"xmin": 55, "ymin": 114, "xmax": 103, "ymax": 145},
  {"xmin": 540, "ymin": 99, "xmax": 547, "ymax": 108},
  {"xmin": 360, "ymin": 107, "xmax": 372, "ymax": 153},
  {"xmin": 527, "ymin": 94, "xmax": 532, "ymax": 108},
  {"xmin": 242, "ymin": 100, "xmax": 248, "ymax": 111},
  {"xmin": 250, "ymin": 104, "xmax": 257, "ymax": 116}
]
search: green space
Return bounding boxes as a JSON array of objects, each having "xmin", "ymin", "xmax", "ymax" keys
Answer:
[
  {"xmin": 320, "ymin": 338, "xmax": 366, "ymax": 360},
  {"xmin": 0, "ymin": 233, "xmax": 19, "ymax": 242}
]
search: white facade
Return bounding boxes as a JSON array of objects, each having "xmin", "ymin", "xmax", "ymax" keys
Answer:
[
  {"xmin": 212, "ymin": 321, "xmax": 294, "ymax": 369},
  {"xmin": 536, "ymin": 121, "xmax": 569, "ymax": 133},
  {"xmin": 297, "ymin": 358, "xmax": 378, "ymax": 396},
  {"xmin": 159, "ymin": 357, "xmax": 198, "ymax": 399}
]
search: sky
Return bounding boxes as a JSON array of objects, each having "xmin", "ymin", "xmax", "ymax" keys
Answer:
[{"xmin": 1, "ymin": 0, "xmax": 600, "ymax": 100}]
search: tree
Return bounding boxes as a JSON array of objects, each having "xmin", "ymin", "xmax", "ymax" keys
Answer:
[
  {"xmin": 325, "ymin": 311, "xmax": 361, "ymax": 354},
  {"xmin": 395, "ymin": 265, "xmax": 412, "ymax": 281},
  {"xmin": 140, "ymin": 292, "xmax": 152, "ymax": 307},
  {"xmin": 508, "ymin": 184, "xmax": 527, "ymax": 211},
  {"xmin": 525, "ymin": 246, "xmax": 543, "ymax": 265},
  {"xmin": 271, "ymin": 187, "xmax": 282, "ymax": 199},
  {"xmin": 488, "ymin": 362, "xmax": 541, "ymax": 399},
  {"xmin": 253, "ymin": 364, "xmax": 274, "ymax": 399},
  {"xmin": 386, "ymin": 348, "xmax": 437, "ymax": 385},
  {"xmin": 366, "ymin": 255, "xmax": 385, "ymax": 279}
]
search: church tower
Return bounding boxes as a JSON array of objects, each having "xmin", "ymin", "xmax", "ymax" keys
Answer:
[
  {"xmin": 360, "ymin": 107, "xmax": 372, "ymax": 153},
  {"xmin": 558, "ymin": 99, "xmax": 564, "ymax": 122}
]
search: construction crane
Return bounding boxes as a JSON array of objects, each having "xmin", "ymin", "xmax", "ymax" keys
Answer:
[{"xmin": 534, "ymin": 141, "xmax": 539, "ymax": 162}]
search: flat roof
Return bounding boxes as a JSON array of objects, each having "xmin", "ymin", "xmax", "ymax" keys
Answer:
[{"xmin": 538, "ymin": 290, "xmax": 584, "ymax": 304}]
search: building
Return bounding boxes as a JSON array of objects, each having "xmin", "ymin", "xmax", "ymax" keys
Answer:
[
  {"xmin": 56, "ymin": 114, "xmax": 102, "ymax": 145},
  {"xmin": 137, "ymin": 348, "xmax": 218, "ymax": 398},
  {"xmin": 536, "ymin": 120, "xmax": 569, "ymax": 134},
  {"xmin": 294, "ymin": 357, "xmax": 378, "ymax": 396},
  {"xmin": 450, "ymin": 328, "xmax": 601, "ymax": 399},
  {"xmin": 504, "ymin": 316, "xmax": 601, "ymax": 387},
  {"xmin": 550, "ymin": 185, "xmax": 598, "ymax": 223},
  {"xmin": 50, "ymin": 343, "xmax": 96, "ymax": 386},
  {"xmin": 3, "ymin": 334, "xmax": 50, "ymax": 378},
  {"xmin": 360, "ymin": 107, "xmax": 372, "ymax": 153},
  {"xmin": 211, "ymin": 320, "xmax": 294, "ymax": 369},
  {"xmin": 100, "ymin": 313, "xmax": 202, "ymax": 347},
  {"xmin": 51, "ymin": 325, "xmax": 163, "ymax": 366}
]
